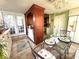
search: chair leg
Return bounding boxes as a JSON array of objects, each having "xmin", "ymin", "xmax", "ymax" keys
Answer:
[{"xmin": 32, "ymin": 52, "xmax": 36, "ymax": 59}]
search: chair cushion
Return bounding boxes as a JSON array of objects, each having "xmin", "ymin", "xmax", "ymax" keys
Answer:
[
  {"xmin": 54, "ymin": 41, "xmax": 68, "ymax": 55},
  {"xmin": 57, "ymin": 42, "xmax": 67, "ymax": 49},
  {"xmin": 38, "ymin": 49, "xmax": 56, "ymax": 59}
]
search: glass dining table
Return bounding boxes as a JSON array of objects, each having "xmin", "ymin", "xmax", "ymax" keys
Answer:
[
  {"xmin": 33, "ymin": 36, "xmax": 71, "ymax": 59},
  {"xmin": 33, "ymin": 37, "xmax": 61, "ymax": 59}
]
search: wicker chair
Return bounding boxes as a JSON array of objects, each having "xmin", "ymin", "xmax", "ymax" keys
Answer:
[
  {"xmin": 53, "ymin": 37, "xmax": 71, "ymax": 59},
  {"xmin": 74, "ymin": 49, "xmax": 79, "ymax": 59}
]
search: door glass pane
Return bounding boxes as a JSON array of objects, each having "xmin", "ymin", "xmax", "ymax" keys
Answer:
[
  {"xmin": 4, "ymin": 15, "xmax": 16, "ymax": 34},
  {"xmin": 16, "ymin": 16, "xmax": 24, "ymax": 33}
]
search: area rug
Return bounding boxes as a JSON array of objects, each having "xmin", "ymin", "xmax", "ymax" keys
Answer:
[{"xmin": 17, "ymin": 39, "xmax": 29, "ymax": 53}]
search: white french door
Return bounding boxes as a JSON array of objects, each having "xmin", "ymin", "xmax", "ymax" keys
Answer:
[
  {"xmin": 3, "ymin": 14, "xmax": 26, "ymax": 36},
  {"xmin": 16, "ymin": 16, "xmax": 26, "ymax": 35}
]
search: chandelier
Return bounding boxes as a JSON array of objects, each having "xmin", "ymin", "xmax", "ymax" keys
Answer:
[
  {"xmin": 54, "ymin": 0, "xmax": 64, "ymax": 9},
  {"xmin": 48, "ymin": 0, "xmax": 68, "ymax": 9}
]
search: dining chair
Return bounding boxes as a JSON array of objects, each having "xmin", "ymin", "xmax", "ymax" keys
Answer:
[
  {"xmin": 74, "ymin": 49, "xmax": 79, "ymax": 59},
  {"xmin": 60, "ymin": 30, "xmax": 71, "ymax": 37},
  {"xmin": 27, "ymin": 41, "xmax": 44, "ymax": 59},
  {"xmin": 60, "ymin": 30, "xmax": 67, "ymax": 37},
  {"xmin": 27, "ymin": 41, "xmax": 56, "ymax": 59},
  {"xmin": 53, "ymin": 37, "xmax": 72, "ymax": 59}
]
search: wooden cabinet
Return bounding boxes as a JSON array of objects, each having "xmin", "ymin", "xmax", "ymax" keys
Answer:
[{"xmin": 25, "ymin": 4, "xmax": 44, "ymax": 44}]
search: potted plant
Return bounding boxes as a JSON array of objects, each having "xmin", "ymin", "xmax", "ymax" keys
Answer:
[{"xmin": 0, "ymin": 39, "xmax": 7, "ymax": 59}]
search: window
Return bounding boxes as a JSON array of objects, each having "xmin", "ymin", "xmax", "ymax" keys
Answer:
[
  {"xmin": 16, "ymin": 16, "xmax": 24, "ymax": 33},
  {"xmin": 68, "ymin": 16, "xmax": 77, "ymax": 32},
  {"xmin": 0, "ymin": 11, "xmax": 3, "ymax": 27},
  {"xmin": 68, "ymin": 16, "xmax": 79, "ymax": 43},
  {"xmin": 74, "ymin": 16, "xmax": 79, "ymax": 43},
  {"xmin": 3, "ymin": 13, "xmax": 25, "ymax": 36},
  {"xmin": 4, "ymin": 15, "xmax": 16, "ymax": 34}
]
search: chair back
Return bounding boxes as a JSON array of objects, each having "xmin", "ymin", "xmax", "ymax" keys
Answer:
[
  {"xmin": 60, "ymin": 30, "xmax": 67, "ymax": 37},
  {"xmin": 27, "ymin": 41, "xmax": 44, "ymax": 59},
  {"xmin": 60, "ymin": 30, "xmax": 71, "ymax": 37},
  {"xmin": 75, "ymin": 49, "xmax": 79, "ymax": 59},
  {"xmin": 54, "ymin": 37, "xmax": 60, "ymax": 44}
]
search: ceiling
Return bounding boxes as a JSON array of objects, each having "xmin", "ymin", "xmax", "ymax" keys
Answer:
[{"xmin": 0, "ymin": 0, "xmax": 79, "ymax": 14}]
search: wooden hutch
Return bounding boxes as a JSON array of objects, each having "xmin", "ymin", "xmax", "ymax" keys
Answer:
[{"xmin": 25, "ymin": 4, "xmax": 44, "ymax": 44}]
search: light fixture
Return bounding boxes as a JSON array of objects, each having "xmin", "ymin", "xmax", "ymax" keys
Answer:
[
  {"xmin": 48, "ymin": 0, "xmax": 68, "ymax": 9},
  {"xmin": 53, "ymin": 0, "xmax": 65, "ymax": 9}
]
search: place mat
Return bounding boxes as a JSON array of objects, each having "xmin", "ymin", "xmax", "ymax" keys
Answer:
[
  {"xmin": 38, "ymin": 49, "xmax": 56, "ymax": 59},
  {"xmin": 45, "ymin": 38, "xmax": 55, "ymax": 45}
]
